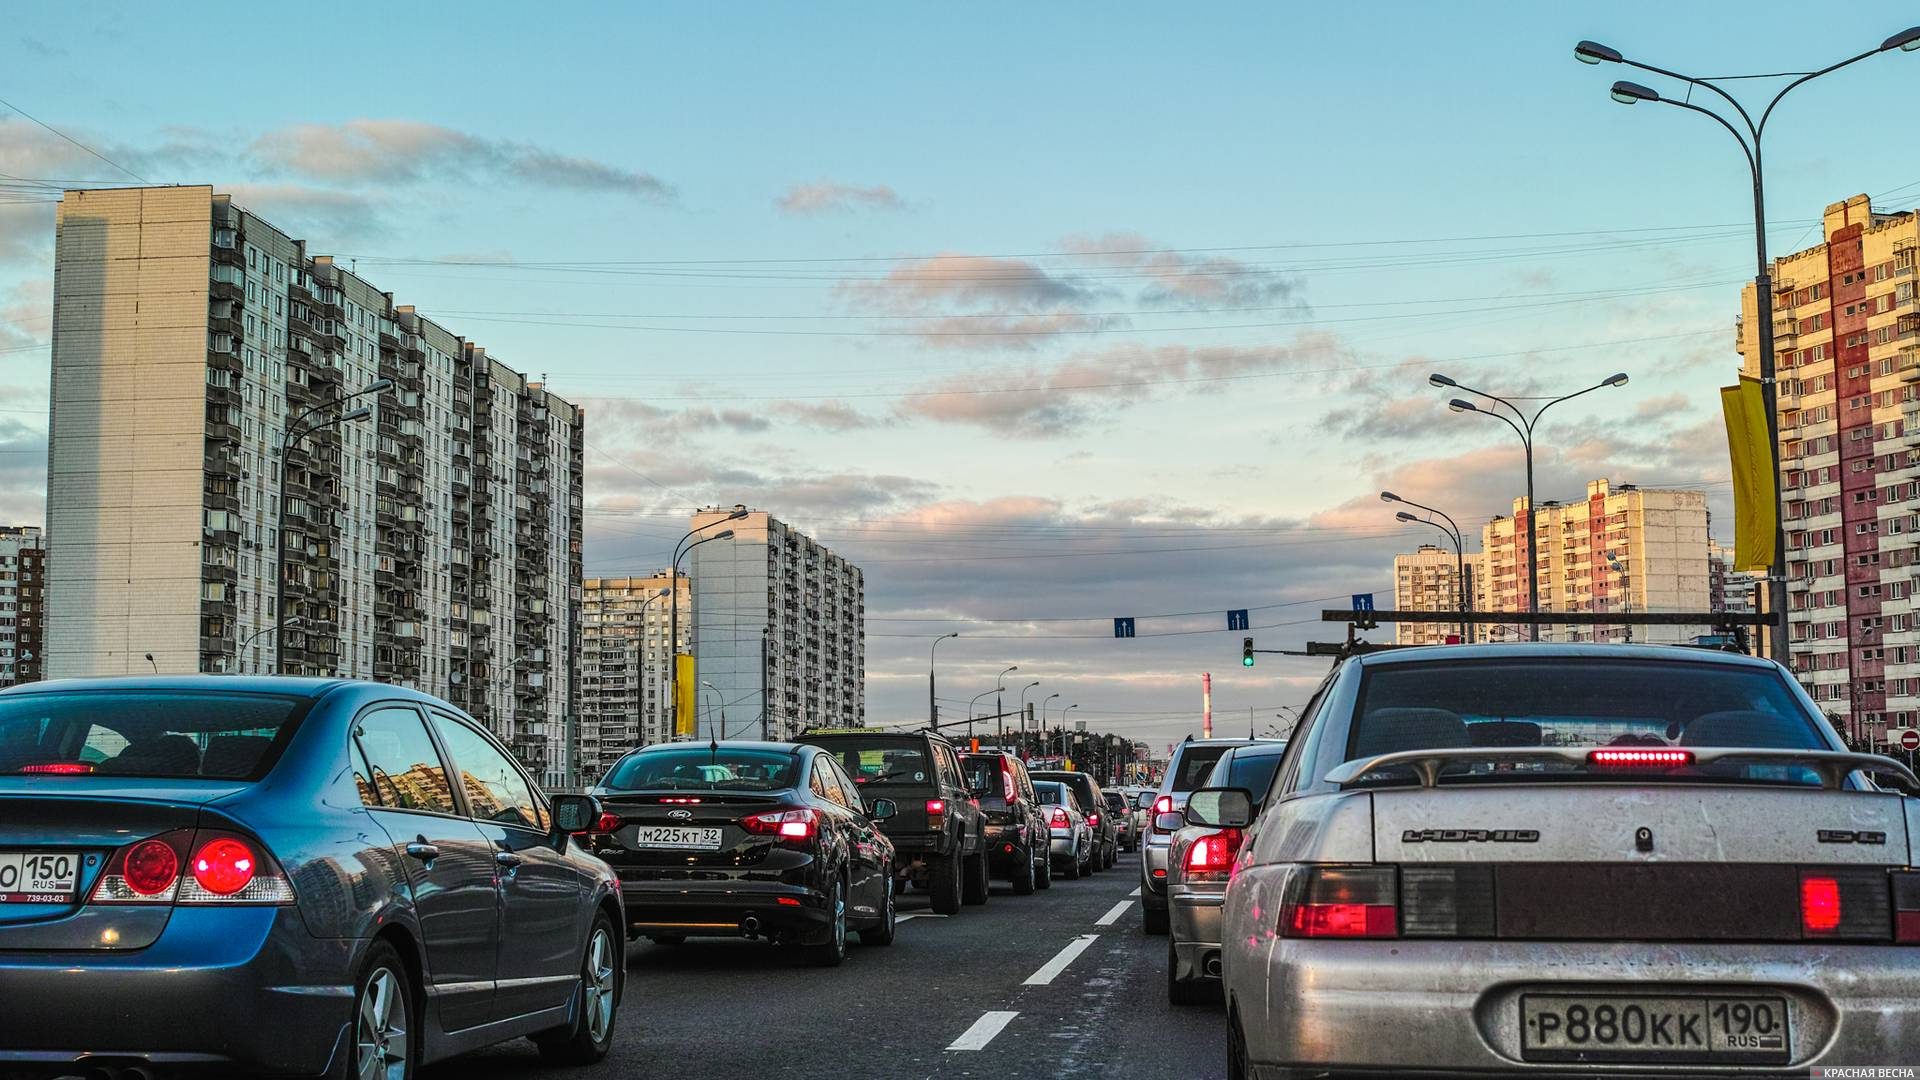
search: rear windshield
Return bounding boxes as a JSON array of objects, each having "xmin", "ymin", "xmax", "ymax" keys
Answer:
[
  {"xmin": 1349, "ymin": 660, "xmax": 1829, "ymax": 786},
  {"xmin": 603, "ymin": 747, "xmax": 798, "ymax": 792},
  {"xmin": 960, "ymin": 755, "xmax": 1000, "ymax": 793},
  {"xmin": 1035, "ymin": 783, "xmax": 1070, "ymax": 806},
  {"xmin": 1033, "ymin": 772, "xmax": 1093, "ymax": 800},
  {"xmin": 807, "ymin": 737, "xmax": 932, "ymax": 789},
  {"xmin": 0, "ymin": 691, "xmax": 306, "ymax": 780},
  {"xmin": 1168, "ymin": 746, "xmax": 1232, "ymax": 792},
  {"xmin": 1209, "ymin": 748, "xmax": 1288, "ymax": 799}
]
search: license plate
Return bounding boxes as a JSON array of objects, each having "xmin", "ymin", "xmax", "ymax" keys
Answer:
[
  {"xmin": 627, "ymin": 826, "xmax": 724, "ymax": 851},
  {"xmin": 1521, "ymin": 994, "xmax": 1789, "ymax": 1063},
  {"xmin": 0, "ymin": 850, "xmax": 80, "ymax": 904}
]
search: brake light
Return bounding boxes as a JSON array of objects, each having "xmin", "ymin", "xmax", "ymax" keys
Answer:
[
  {"xmin": 1801, "ymin": 875, "xmax": 1841, "ymax": 934},
  {"xmin": 189, "ymin": 838, "xmax": 256, "ymax": 896},
  {"xmin": 926, "ymin": 799, "xmax": 946, "ymax": 816},
  {"xmin": 1002, "ymin": 767, "xmax": 1017, "ymax": 804},
  {"xmin": 1087, "ymin": 813, "xmax": 1100, "ymax": 827},
  {"xmin": 92, "ymin": 829, "xmax": 292, "ymax": 905},
  {"xmin": 1895, "ymin": 872, "xmax": 1920, "ymax": 944},
  {"xmin": 659, "ymin": 797, "xmax": 702, "ymax": 804},
  {"xmin": 742, "ymin": 807, "xmax": 819, "ymax": 842},
  {"xmin": 1588, "ymin": 748, "xmax": 1693, "ymax": 768},
  {"xmin": 18, "ymin": 762, "xmax": 92, "ymax": 775},
  {"xmin": 591, "ymin": 813, "xmax": 622, "ymax": 833},
  {"xmin": 1183, "ymin": 828, "xmax": 1243, "ymax": 883},
  {"xmin": 1050, "ymin": 808, "xmax": 1069, "ymax": 828},
  {"xmin": 1154, "ymin": 796, "xmax": 1173, "ymax": 814},
  {"xmin": 1283, "ymin": 867, "xmax": 1398, "ymax": 939},
  {"xmin": 124, "ymin": 839, "xmax": 180, "ymax": 896}
]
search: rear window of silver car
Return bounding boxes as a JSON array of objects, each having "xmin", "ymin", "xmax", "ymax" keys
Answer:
[{"xmin": 1347, "ymin": 659, "xmax": 1828, "ymax": 786}]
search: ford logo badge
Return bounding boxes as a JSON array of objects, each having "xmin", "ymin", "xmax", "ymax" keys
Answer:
[{"xmin": 668, "ymin": 809, "xmax": 694, "ymax": 821}]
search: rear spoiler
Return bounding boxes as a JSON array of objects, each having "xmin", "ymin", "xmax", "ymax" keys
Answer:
[{"xmin": 1323, "ymin": 747, "xmax": 1920, "ymax": 791}]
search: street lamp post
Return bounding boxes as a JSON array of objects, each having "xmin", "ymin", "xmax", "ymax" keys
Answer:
[
  {"xmin": 1382, "ymin": 491, "xmax": 1469, "ymax": 642},
  {"xmin": 1431, "ymin": 372, "xmax": 1629, "ymax": 640},
  {"xmin": 631, "ymin": 586, "xmax": 671, "ymax": 746},
  {"xmin": 700, "ymin": 680, "xmax": 722, "ymax": 737},
  {"xmin": 667, "ymin": 512, "xmax": 746, "ymax": 738},
  {"xmin": 1041, "ymin": 692, "xmax": 1060, "ymax": 733},
  {"xmin": 929, "ymin": 632, "xmax": 959, "ymax": 727},
  {"xmin": 1018, "ymin": 681, "xmax": 1041, "ymax": 756},
  {"xmin": 274, "ymin": 378, "xmax": 390, "ymax": 674},
  {"xmin": 1606, "ymin": 550, "xmax": 1633, "ymax": 645},
  {"xmin": 993, "ymin": 665, "xmax": 1018, "ymax": 744},
  {"xmin": 1574, "ymin": 27, "xmax": 1920, "ymax": 664}
]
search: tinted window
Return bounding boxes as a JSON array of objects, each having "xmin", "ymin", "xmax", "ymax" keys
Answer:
[
  {"xmin": 960, "ymin": 754, "xmax": 996, "ymax": 792},
  {"xmin": 1349, "ymin": 660, "xmax": 1828, "ymax": 786},
  {"xmin": 1168, "ymin": 747, "xmax": 1232, "ymax": 792},
  {"xmin": 430, "ymin": 714, "xmax": 547, "ymax": 831},
  {"xmin": 0, "ymin": 691, "xmax": 304, "ymax": 779},
  {"xmin": 808, "ymin": 737, "xmax": 931, "ymax": 789},
  {"xmin": 1035, "ymin": 782, "xmax": 1066, "ymax": 805},
  {"xmin": 604, "ymin": 747, "xmax": 798, "ymax": 791},
  {"xmin": 356, "ymin": 707, "xmax": 456, "ymax": 815},
  {"xmin": 1206, "ymin": 748, "xmax": 1288, "ymax": 803}
]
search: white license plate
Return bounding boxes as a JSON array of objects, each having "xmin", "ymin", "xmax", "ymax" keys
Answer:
[
  {"xmin": 0, "ymin": 849, "xmax": 80, "ymax": 904},
  {"xmin": 1521, "ymin": 995, "xmax": 1789, "ymax": 1062},
  {"xmin": 628, "ymin": 826, "xmax": 724, "ymax": 851}
]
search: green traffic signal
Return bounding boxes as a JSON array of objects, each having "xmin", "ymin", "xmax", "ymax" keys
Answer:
[{"xmin": 1242, "ymin": 636, "xmax": 1254, "ymax": 666}]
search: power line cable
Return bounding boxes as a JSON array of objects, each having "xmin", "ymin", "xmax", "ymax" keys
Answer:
[{"xmin": 0, "ymin": 97, "xmax": 146, "ymax": 183}]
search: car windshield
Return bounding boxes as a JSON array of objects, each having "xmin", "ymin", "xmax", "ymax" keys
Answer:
[
  {"xmin": 1169, "ymin": 746, "xmax": 1232, "ymax": 792},
  {"xmin": 1348, "ymin": 659, "xmax": 1830, "ymax": 787},
  {"xmin": 812, "ymin": 738, "xmax": 932, "ymax": 788},
  {"xmin": 602, "ymin": 747, "xmax": 798, "ymax": 792},
  {"xmin": 0, "ymin": 691, "xmax": 306, "ymax": 780}
]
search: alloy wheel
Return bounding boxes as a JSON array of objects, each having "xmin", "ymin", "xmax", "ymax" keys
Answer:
[
  {"xmin": 355, "ymin": 967, "xmax": 408, "ymax": 1080},
  {"xmin": 584, "ymin": 927, "xmax": 616, "ymax": 1044}
]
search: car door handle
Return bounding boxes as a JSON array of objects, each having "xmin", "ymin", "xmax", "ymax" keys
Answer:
[
  {"xmin": 494, "ymin": 851, "xmax": 524, "ymax": 869},
  {"xmin": 404, "ymin": 842, "xmax": 440, "ymax": 862}
]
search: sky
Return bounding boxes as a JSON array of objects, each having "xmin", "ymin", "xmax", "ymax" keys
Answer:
[{"xmin": 3, "ymin": 1, "xmax": 1919, "ymax": 747}]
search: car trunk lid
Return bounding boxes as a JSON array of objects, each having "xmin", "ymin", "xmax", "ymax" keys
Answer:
[{"xmin": 592, "ymin": 791, "xmax": 791, "ymax": 869}]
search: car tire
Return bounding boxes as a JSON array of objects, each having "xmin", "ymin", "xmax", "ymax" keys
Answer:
[
  {"xmin": 1009, "ymin": 845, "xmax": 1036, "ymax": 895},
  {"xmin": 804, "ymin": 876, "xmax": 849, "ymax": 967},
  {"xmin": 534, "ymin": 912, "xmax": 621, "ymax": 1064},
  {"xmin": 1063, "ymin": 844, "xmax": 1082, "ymax": 880},
  {"xmin": 929, "ymin": 851, "xmax": 963, "ymax": 915},
  {"xmin": 962, "ymin": 848, "xmax": 990, "ymax": 905},
  {"xmin": 1167, "ymin": 937, "xmax": 1212, "ymax": 1006},
  {"xmin": 1142, "ymin": 901, "xmax": 1168, "ymax": 935},
  {"xmin": 1035, "ymin": 850, "xmax": 1052, "ymax": 890},
  {"xmin": 859, "ymin": 866, "xmax": 896, "ymax": 947},
  {"xmin": 1227, "ymin": 1005, "xmax": 1251, "ymax": 1080},
  {"xmin": 335, "ymin": 940, "xmax": 415, "ymax": 1080}
]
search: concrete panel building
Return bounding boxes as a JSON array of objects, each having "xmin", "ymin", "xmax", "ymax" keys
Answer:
[
  {"xmin": 579, "ymin": 573, "xmax": 689, "ymax": 782},
  {"xmin": 1391, "ymin": 545, "xmax": 1485, "ymax": 646},
  {"xmin": 0, "ymin": 527, "xmax": 45, "ymax": 687},
  {"xmin": 46, "ymin": 186, "xmax": 583, "ymax": 785},
  {"xmin": 688, "ymin": 508, "xmax": 864, "ymax": 739}
]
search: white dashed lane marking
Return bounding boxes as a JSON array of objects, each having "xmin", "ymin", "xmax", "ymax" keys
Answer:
[
  {"xmin": 1129, "ymin": 886, "xmax": 1141, "ymax": 897},
  {"xmin": 1095, "ymin": 900, "xmax": 1132, "ymax": 926},
  {"xmin": 947, "ymin": 1011, "xmax": 1019, "ymax": 1051},
  {"xmin": 1023, "ymin": 934, "xmax": 1100, "ymax": 986},
  {"xmin": 895, "ymin": 913, "xmax": 948, "ymax": 922}
]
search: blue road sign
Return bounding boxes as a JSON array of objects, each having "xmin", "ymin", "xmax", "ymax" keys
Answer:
[
  {"xmin": 1352, "ymin": 593, "xmax": 1375, "ymax": 613},
  {"xmin": 1227, "ymin": 609, "xmax": 1249, "ymax": 631},
  {"xmin": 1114, "ymin": 617, "xmax": 1136, "ymax": 638}
]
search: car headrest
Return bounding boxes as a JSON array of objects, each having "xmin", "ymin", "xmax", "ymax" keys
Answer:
[
  {"xmin": 1352, "ymin": 708, "xmax": 1471, "ymax": 759},
  {"xmin": 1468, "ymin": 720, "xmax": 1543, "ymax": 748},
  {"xmin": 1680, "ymin": 710, "xmax": 1814, "ymax": 749},
  {"xmin": 97, "ymin": 733, "xmax": 202, "ymax": 775},
  {"xmin": 201, "ymin": 734, "xmax": 273, "ymax": 778}
]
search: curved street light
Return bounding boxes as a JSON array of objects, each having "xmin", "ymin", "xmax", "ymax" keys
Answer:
[
  {"xmin": 1382, "ymin": 491, "xmax": 1470, "ymax": 642},
  {"xmin": 1018, "ymin": 680, "xmax": 1042, "ymax": 754},
  {"xmin": 1573, "ymin": 26, "xmax": 1920, "ymax": 666},
  {"xmin": 929, "ymin": 631, "xmax": 959, "ymax": 726},
  {"xmin": 1430, "ymin": 373, "xmax": 1629, "ymax": 639},
  {"xmin": 990, "ymin": 665, "xmax": 1019, "ymax": 744},
  {"xmin": 666, "ymin": 525, "xmax": 737, "ymax": 737}
]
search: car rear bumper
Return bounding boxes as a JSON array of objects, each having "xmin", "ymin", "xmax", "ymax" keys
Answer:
[
  {"xmin": 983, "ymin": 826, "xmax": 1033, "ymax": 866},
  {"xmin": 1048, "ymin": 833, "xmax": 1080, "ymax": 862},
  {"xmin": 1169, "ymin": 887, "xmax": 1224, "ymax": 981},
  {"xmin": 1228, "ymin": 938, "xmax": 1920, "ymax": 1075},
  {"xmin": 620, "ymin": 877, "xmax": 832, "ymax": 938},
  {"xmin": 0, "ymin": 906, "xmax": 352, "ymax": 1076}
]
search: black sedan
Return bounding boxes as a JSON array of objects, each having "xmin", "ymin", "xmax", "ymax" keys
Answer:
[
  {"xmin": 588, "ymin": 741, "xmax": 898, "ymax": 965},
  {"xmin": 0, "ymin": 676, "xmax": 623, "ymax": 1079}
]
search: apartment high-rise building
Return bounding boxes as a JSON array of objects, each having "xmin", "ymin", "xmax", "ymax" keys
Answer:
[
  {"xmin": 1476, "ymin": 479, "xmax": 1710, "ymax": 645},
  {"xmin": 579, "ymin": 574, "xmax": 689, "ymax": 781},
  {"xmin": 0, "ymin": 527, "xmax": 46, "ymax": 687},
  {"xmin": 1736, "ymin": 194, "xmax": 1920, "ymax": 743},
  {"xmin": 46, "ymin": 186, "xmax": 584, "ymax": 785},
  {"xmin": 1391, "ymin": 545, "xmax": 1484, "ymax": 645},
  {"xmin": 688, "ymin": 508, "xmax": 864, "ymax": 739}
]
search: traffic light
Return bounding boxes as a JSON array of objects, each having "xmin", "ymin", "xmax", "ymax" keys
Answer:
[{"xmin": 1242, "ymin": 637, "xmax": 1255, "ymax": 667}]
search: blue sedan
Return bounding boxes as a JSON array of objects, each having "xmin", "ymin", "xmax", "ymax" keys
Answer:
[{"xmin": 0, "ymin": 676, "xmax": 623, "ymax": 1078}]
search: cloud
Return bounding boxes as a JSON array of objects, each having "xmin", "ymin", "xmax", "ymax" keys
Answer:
[
  {"xmin": 770, "ymin": 400, "xmax": 885, "ymax": 432},
  {"xmin": 0, "ymin": 280, "xmax": 51, "ymax": 354},
  {"xmin": 1061, "ymin": 232, "xmax": 1300, "ymax": 309},
  {"xmin": 1633, "ymin": 392, "xmax": 1696, "ymax": 422},
  {"xmin": 838, "ymin": 253, "xmax": 1098, "ymax": 316},
  {"xmin": 248, "ymin": 119, "xmax": 670, "ymax": 199},
  {"xmin": 222, "ymin": 183, "xmax": 390, "ymax": 243},
  {"xmin": 776, "ymin": 181, "xmax": 904, "ymax": 215}
]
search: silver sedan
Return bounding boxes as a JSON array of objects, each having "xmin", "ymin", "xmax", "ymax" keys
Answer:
[{"xmin": 1212, "ymin": 644, "xmax": 1920, "ymax": 1077}]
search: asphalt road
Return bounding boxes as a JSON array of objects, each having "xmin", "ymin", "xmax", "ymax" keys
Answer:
[{"xmin": 426, "ymin": 850, "xmax": 1226, "ymax": 1079}]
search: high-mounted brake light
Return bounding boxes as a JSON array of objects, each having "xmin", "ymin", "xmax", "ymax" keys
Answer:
[
  {"xmin": 18, "ymin": 762, "xmax": 92, "ymax": 775},
  {"xmin": 1588, "ymin": 748, "xmax": 1694, "ymax": 767},
  {"xmin": 1283, "ymin": 866, "xmax": 1398, "ymax": 939},
  {"xmin": 742, "ymin": 807, "xmax": 819, "ymax": 842},
  {"xmin": 659, "ymin": 797, "xmax": 702, "ymax": 805}
]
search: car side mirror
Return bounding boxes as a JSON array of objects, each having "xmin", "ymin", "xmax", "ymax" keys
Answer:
[
  {"xmin": 1154, "ymin": 811, "xmax": 1186, "ymax": 832},
  {"xmin": 1184, "ymin": 787, "xmax": 1254, "ymax": 829},
  {"xmin": 1136, "ymin": 791, "xmax": 1158, "ymax": 810},
  {"xmin": 867, "ymin": 798, "xmax": 897, "ymax": 821},
  {"xmin": 551, "ymin": 793, "xmax": 603, "ymax": 847}
]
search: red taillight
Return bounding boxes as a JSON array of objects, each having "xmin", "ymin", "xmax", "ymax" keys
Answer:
[
  {"xmin": 776, "ymin": 896, "xmax": 801, "ymax": 906},
  {"xmin": 591, "ymin": 813, "xmax": 622, "ymax": 833},
  {"xmin": 1588, "ymin": 748, "xmax": 1694, "ymax": 768},
  {"xmin": 1283, "ymin": 867, "xmax": 1398, "ymax": 939},
  {"xmin": 1896, "ymin": 872, "xmax": 1920, "ymax": 944},
  {"xmin": 742, "ymin": 808, "xmax": 819, "ymax": 842},
  {"xmin": 1002, "ymin": 767, "xmax": 1017, "ymax": 803},
  {"xmin": 1087, "ymin": 813, "xmax": 1100, "ymax": 826},
  {"xmin": 1050, "ymin": 808, "xmax": 1069, "ymax": 828},
  {"xmin": 926, "ymin": 799, "xmax": 946, "ymax": 816},
  {"xmin": 190, "ymin": 837, "xmax": 257, "ymax": 897},
  {"xmin": 1183, "ymin": 828, "xmax": 1243, "ymax": 882},
  {"xmin": 1154, "ymin": 796, "xmax": 1173, "ymax": 815},
  {"xmin": 124, "ymin": 839, "xmax": 180, "ymax": 896},
  {"xmin": 1801, "ymin": 875, "xmax": 1842, "ymax": 934},
  {"xmin": 18, "ymin": 762, "xmax": 92, "ymax": 775}
]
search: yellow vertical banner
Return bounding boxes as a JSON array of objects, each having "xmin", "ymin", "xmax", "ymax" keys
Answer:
[
  {"xmin": 674, "ymin": 654, "xmax": 696, "ymax": 737},
  {"xmin": 1720, "ymin": 376, "xmax": 1777, "ymax": 571}
]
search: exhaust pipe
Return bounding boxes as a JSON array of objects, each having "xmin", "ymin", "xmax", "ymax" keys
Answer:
[
  {"xmin": 742, "ymin": 916, "xmax": 761, "ymax": 938},
  {"xmin": 1203, "ymin": 954, "xmax": 1222, "ymax": 977}
]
